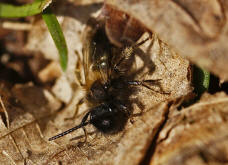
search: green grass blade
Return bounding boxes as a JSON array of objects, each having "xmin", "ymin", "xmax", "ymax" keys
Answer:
[
  {"xmin": 201, "ymin": 69, "xmax": 210, "ymax": 90},
  {"xmin": 0, "ymin": 0, "xmax": 52, "ymax": 18},
  {"xmin": 178, "ymin": 66, "xmax": 210, "ymax": 108},
  {"xmin": 193, "ymin": 65, "xmax": 210, "ymax": 97},
  {"xmin": 42, "ymin": 7, "xmax": 68, "ymax": 71}
]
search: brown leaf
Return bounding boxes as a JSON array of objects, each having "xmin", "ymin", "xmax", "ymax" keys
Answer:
[
  {"xmin": 101, "ymin": 4, "xmax": 146, "ymax": 47},
  {"xmin": 151, "ymin": 92, "xmax": 228, "ymax": 165},
  {"xmin": 106, "ymin": 0, "xmax": 228, "ymax": 80},
  {"xmin": 0, "ymin": 82, "xmax": 61, "ymax": 164}
]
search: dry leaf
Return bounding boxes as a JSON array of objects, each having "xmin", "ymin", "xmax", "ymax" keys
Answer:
[
  {"xmin": 0, "ymin": 82, "xmax": 61, "ymax": 165},
  {"xmin": 101, "ymin": 4, "xmax": 147, "ymax": 47},
  {"xmin": 106, "ymin": 0, "xmax": 228, "ymax": 80},
  {"xmin": 151, "ymin": 92, "xmax": 228, "ymax": 165}
]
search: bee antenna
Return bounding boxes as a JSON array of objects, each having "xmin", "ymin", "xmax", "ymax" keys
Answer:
[
  {"xmin": 48, "ymin": 121, "xmax": 90, "ymax": 141},
  {"xmin": 133, "ymin": 37, "xmax": 150, "ymax": 48},
  {"xmin": 49, "ymin": 110, "xmax": 91, "ymax": 141}
]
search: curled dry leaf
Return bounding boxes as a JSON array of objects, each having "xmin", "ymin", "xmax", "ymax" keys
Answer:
[
  {"xmin": 1, "ymin": 1, "xmax": 192, "ymax": 164},
  {"xmin": 101, "ymin": 4, "xmax": 147, "ymax": 47},
  {"xmin": 106, "ymin": 0, "xmax": 228, "ymax": 81},
  {"xmin": 151, "ymin": 92, "xmax": 228, "ymax": 165}
]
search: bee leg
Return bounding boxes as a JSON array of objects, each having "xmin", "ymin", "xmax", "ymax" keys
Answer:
[
  {"xmin": 65, "ymin": 98, "xmax": 85, "ymax": 121},
  {"xmin": 127, "ymin": 80, "xmax": 170, "ymax": 94},
  {"xmin": 113, "ymin": 37, "xmax": 151, "ymax": 74},
  {"xmin": 82, "ymin": 127, "xmax": 88, "ymax": 144},
  {"xmin": 113, "ymin": 53, "xmax": 132, "ymax": 74},
  {"xmin": 74, "ymin": 50, "xmax": 85, "ymax": 86},
  {"xmin": 113, "ymin": 46, "xmax": 135, "ymax": 74},
  {"xmin": 143, "ymin": 79, "xmax": 171, "ymax": 94},
  {"xmin": 133, "ymin": 36, "xmax": 151, "ymax": 48}
]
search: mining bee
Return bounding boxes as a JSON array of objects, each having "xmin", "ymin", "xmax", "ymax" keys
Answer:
[{"xmin": 48, "ymin": 20, "xmax": 160, "ymax": 141}]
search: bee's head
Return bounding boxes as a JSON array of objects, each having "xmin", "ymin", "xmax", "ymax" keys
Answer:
[
  {"xmin": 48, "ymin": 102, "xmax": 128, "ymax": 141},
  {"xmin": 90, "ymin": 102, "xmax": 128, "ymax": 133}
]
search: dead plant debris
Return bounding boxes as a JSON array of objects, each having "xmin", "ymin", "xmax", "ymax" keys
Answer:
[{"xmin": 0, "ymin": 0, "xmax": 228, "ymax": 165}]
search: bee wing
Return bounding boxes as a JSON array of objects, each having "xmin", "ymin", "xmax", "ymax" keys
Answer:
[
  {"xmin": 82, "ymin": 21, "xmax": 111, "ymax": 84},
  {"xmin": 83, "ymin": 43, "xmax": 110, "ymax": 84},
  {"xmin": 82, "ymin": 39, "xmax": 90, "ymax": 83},
  {"xmin": 82, "ymin": 23, "xmax": 98, "ymax": 83},
  {"xmin": 96, "ymin": 52, "xmax": 110, "ymax": 82}
]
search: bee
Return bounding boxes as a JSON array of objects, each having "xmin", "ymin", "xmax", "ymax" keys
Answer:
[{"xmin": 48, "ymin": 20, "xmax": 159, "ymax": 141}]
